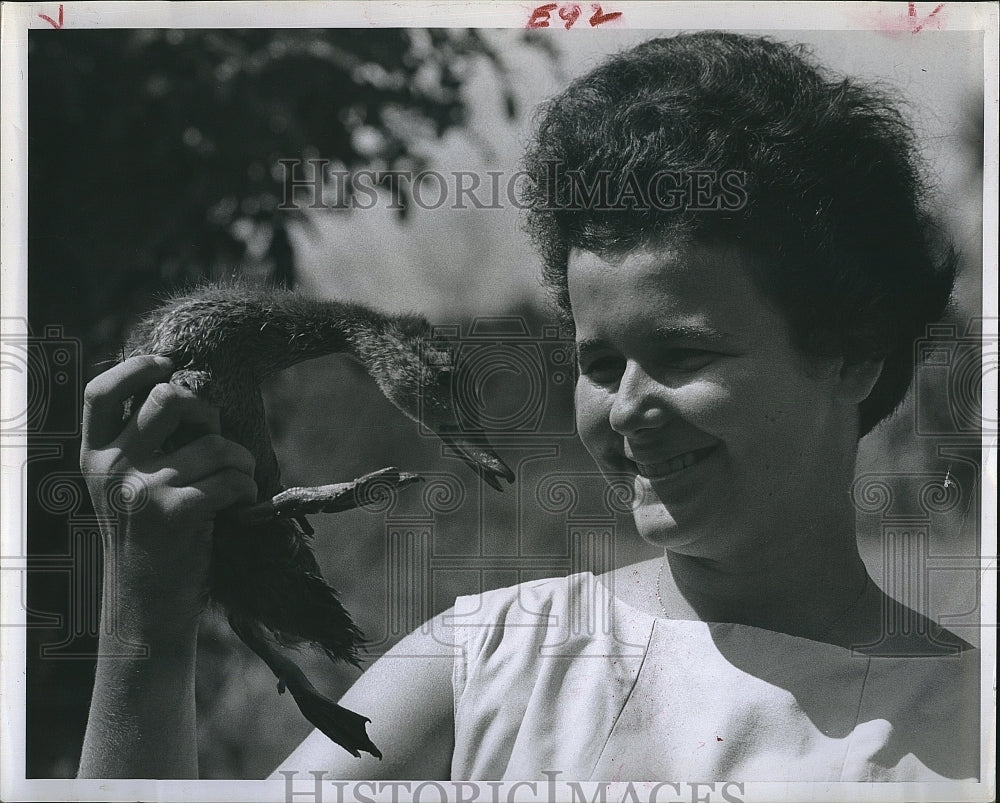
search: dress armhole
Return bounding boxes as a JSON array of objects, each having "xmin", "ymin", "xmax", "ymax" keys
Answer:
[{"xmin": 449, "ymin": 597, "xmax": 473, "ymax": 723}]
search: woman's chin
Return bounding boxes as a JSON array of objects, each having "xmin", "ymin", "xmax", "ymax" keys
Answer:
[
  {"xmin": 632, "ymin": 495, "xmax": 682, "ymax": 549},
  {"xmin": 631, "ymin": 478, "xmax": 713, "ymax": 551}
]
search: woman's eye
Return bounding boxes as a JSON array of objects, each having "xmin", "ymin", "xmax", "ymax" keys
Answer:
[
  {"xmin": 662, "ymin": 349, "xmax": 715, "ymax": 371},
  {"xmin": 580, "ymin": 355, "xmax": 625, "ymax": 384}
]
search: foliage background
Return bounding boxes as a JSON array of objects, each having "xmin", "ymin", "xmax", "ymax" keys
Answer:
[{"xmin": 23, "ymin": 27, "xmax": 984, "ymax": 778}]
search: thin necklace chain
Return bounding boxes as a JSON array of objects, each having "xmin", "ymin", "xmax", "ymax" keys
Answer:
[
  {"xmin": 654, "ymin": 556, "xmax": 872, "ymax": 635},
  {"xmin": 654, "ymin": 558, "xmax": 670, "ymax": 618}
]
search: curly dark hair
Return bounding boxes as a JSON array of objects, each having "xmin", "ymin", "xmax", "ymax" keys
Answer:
[{"xmin": 521, "ymin": 31, "xmax": 956, "ymax": 435}]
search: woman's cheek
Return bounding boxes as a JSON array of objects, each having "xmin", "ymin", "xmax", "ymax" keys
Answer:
[
  {"xmin": 670, "ymin": 377, "xmax": 732, "ymax": 426},
  {"xmin": 574, "ymin": 379, "xmax": 612, "ymax": 455}
]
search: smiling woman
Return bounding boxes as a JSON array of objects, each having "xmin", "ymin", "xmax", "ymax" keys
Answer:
[
  {"xmin": 569, "ymin": 240, "xmax": 873, "ymax": 574},
  {"xmin": 75, "ymin": 30, "xmax": 981, "ymax": 784},
  {"xmin": 502, "ymin": 30, "xmax": 979, "ymax": 779}
]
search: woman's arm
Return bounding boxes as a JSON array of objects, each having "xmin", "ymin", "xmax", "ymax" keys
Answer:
[
  {"xmin": 77, "ymin": 356, "xmax": 257, "ymax": 778},
  {"xmin": 273, "ymin": 610, "xmax": 458, "ymax": 780},
  {"xmin": 78, "ymin": 609, "xmax": 200, "ymax": 778}
]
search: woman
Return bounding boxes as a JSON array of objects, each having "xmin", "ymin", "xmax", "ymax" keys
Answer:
[{"xmin": 78, "ymin": 32, "xmax": 979, "ymax": 781}]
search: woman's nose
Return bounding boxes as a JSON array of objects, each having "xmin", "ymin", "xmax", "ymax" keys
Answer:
[{"xmin": 608, "ymin": 361, "xmax": 667, "ymax": 436}]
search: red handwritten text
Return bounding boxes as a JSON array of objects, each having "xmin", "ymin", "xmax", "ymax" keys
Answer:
[
  {"xmin": 588, "ymin": 4, "xmax": 623, "ymax": 27},
  {"xmin": 527, "ymin": 3, "xmax": 623, "ymax": 30}
]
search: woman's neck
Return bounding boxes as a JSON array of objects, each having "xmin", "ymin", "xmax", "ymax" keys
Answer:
[
  {"xmin": 660, "ymin": 540, "xmax": 872, "ymax": 642},
  {"xmin": 654, "ymin": 465, "xmax": 868, "ymax": 629},
  {"xmin": 608, "ymin": 489, "xmax": 870, "ymax": 645}
]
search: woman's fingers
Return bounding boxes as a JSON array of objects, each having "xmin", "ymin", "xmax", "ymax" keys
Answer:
[
  {"xmin": 182, "ymin": 468, "xmax": 259, "ymax": 513},
  {"xmin": 124, "ymin": 382, "xmax": 220, "ymax": 455},
  {"xmin": 82, "ymin": 356, "xmax": 173, "ymax": 450},
  {"xmin": 153, "ymin": 435, "xmax": 256, "ymax": 487}
]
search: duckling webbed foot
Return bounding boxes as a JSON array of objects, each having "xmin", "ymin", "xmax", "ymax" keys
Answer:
[
  {"xmin": 231, "ymin": 467, "xmax": 423, "ymax": 526},
  {"xmin": 280, "ymin": 678, "xmax": 384, "ymax": 760},
  {"xmin": 229, "ymin": 613, "xmax": 382, "ymax": 760}
]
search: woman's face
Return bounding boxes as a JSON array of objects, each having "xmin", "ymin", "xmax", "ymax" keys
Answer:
[{"xmin": 569, "ymin": 240, "xmax": 856, "ymax": 559}]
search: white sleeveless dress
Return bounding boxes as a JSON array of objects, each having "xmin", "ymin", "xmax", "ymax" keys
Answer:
[{"xmin": 447, "ymin": 572, "xmax": 980, "ymax": 781}]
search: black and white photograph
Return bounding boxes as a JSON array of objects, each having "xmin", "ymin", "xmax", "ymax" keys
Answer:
[{"xmin": 0, "ymin": 2, "xmax": 995, "ymax": 801}]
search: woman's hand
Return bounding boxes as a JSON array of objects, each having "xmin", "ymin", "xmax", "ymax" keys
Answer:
[
  {"xmin": 79, "ymin": 354, "xmax": 259, "ymax": 778},
  {"xmin": 80, "ymin": 355, "xmax": 257, "ymax": 633}
]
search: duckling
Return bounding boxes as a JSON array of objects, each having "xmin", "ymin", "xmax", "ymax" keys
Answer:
[{"xmin": 124, "ymin": 283, "xmax": 515, "ymax": 759}]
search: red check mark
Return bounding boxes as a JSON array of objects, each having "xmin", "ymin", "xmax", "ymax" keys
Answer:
[
  {"xmin": 39, "ymin": 4, "xmax": 64, "ymax": 29},
  {"xmin": 908, "ymin": 2, "xmax": 945, "ymax": 33}
]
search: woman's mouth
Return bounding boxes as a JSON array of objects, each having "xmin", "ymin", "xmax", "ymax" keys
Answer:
[{"xmin": 630, "ymin": 444, "xmax": 719, "ymax": 479}]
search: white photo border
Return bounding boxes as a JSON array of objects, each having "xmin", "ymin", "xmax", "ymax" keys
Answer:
[{"xmin": 1, "ymin": 2, "xmax": 996, "ymax": 801}]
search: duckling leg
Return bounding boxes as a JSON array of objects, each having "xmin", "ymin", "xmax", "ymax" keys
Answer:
[
  {"xmin": 228, "ymin": 612, "xmax": 383, "ymax": 760},
  {"xmin": 231, "ymin": 467, "xmax": 422, "ymax": 525}
]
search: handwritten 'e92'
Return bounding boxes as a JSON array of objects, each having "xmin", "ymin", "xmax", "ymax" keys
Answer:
[{"xmin": 527, "ymin": 3, "xmax": 623, "ymax": 30}]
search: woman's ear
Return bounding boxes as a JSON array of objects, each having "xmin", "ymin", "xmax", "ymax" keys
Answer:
[{"xmin": 835, "ymin": 360, "xmax": 885, "ymax": 405}]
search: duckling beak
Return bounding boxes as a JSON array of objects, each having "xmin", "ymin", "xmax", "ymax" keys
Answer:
[{"xmin": 438, "ymin": 431, "xmax": 515, "ymax": 492}]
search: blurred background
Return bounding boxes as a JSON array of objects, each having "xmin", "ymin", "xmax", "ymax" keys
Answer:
[{"xmin": 22, "ymin": 27, "xmax": 985, "ymax": 778}]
